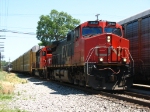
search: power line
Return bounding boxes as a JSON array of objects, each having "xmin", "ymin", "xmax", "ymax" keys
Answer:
[
  {"xmin": 0, "ymin": 26, "xmax": 35, "ymax": 30},
  {"xmin": 0, "ymin": 29, "xmax": 36, "ymax": 35},
  {"xmin": 0, "ymin": 13, "xmax": 126, "ymax": 18}
]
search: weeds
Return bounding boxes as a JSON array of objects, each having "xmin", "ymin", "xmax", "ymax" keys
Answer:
[
  {"xmin": 0, "ymin": 72, "xmax": 7, "ymax": 81},
  {"xmin": 0, "ymin": 81, "xmax": 14, "ymax": 94},
  {"xmin": 0, "ymin": 108, "xmax": 27, "ymax": 112},
  {"xmin": 4, "ymin": 73, "xmax": 27, "ymax": 84},
  {"xmin": 0, "ymin": 71, "xmax": 27, "ymax": 95},
  {"xmin": 17, "ymin": 91, "xmax": 20, "ymax": 96},
  {"xmin": 0, "ymin": 94, "xmax": 12, "ymax": 100},
  {"xmin": 0, "ymin": 71, "xmax": 28, "ymax": 112}
]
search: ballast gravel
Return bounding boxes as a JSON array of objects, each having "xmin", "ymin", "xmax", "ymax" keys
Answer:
[{"xmin": 7, "ymin": 75, "xmax": 150, "ymax": 112}]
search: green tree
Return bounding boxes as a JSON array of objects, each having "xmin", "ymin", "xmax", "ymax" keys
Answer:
[
  {"xmin": 1, "ymin": 60, "xmax": 9, "ymax": 66},
  {"xmin": 36, "ymin": 9, "xmax": 80, "ymax": 46}
]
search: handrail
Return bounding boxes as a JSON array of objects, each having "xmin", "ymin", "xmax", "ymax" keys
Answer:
[
  {"xmin": 126, "ymin": 48, "xmax": 134, "ymax": 75},
  {"xmin": 85, "ymin": 46, "xmax": 108, "ymax": 75}
]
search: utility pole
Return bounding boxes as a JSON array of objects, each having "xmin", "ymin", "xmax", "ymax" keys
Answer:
[
  {"xmin": 9, "ymin": 58, "xmax": 10, "ymax": 64},
  {"xmin": 0, "ymin": 35, "xmax": 5, "ymax": 69},
  {"xmin": 95, "ymin": 14, "xmax": 100, "ymax": 21},
  {"xmin": 0, "ymin": 52, "xmax": 1, "ymax": 69}
]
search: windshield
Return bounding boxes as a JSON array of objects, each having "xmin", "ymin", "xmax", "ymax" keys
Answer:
[
  {"xmin": 82, "ymin": 27, "xmax": 102, "ymax": 37},
  {"xmin": 104, "ymin": 27, "xmax": 122, "ymax": 37}
]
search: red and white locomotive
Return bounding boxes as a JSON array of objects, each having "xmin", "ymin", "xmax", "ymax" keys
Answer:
[{"xmin": 47, "ymin": 20, "xmax": 134, "ymax": 90}]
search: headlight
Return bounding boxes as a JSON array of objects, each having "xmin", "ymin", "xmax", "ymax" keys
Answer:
[
  {"xmin": 123, "ymin": 58, "xmax": 127, "ymax": 62},
  {"xmin": 107, "ymin": 36, "xmax": 111, "ymax": 43},
  {"xmin": 99, "ymin": 58, "xmax": 103, "ymax": 62}
]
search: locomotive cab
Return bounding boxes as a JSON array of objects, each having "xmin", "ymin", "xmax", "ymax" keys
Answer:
[{"xmin": 34, "ymin": 47, "xmax": 52, "ymax": 78}]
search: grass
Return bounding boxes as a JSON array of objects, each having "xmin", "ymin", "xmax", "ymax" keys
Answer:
[
  {"xmin": 0, "ymin": 71, "xmax": 28, "ymax": 112},
  {"xmin": 0, "ymin": 108, "xmax": 27, "ymax": 112},
  {"xmin": 0, "ymin": 71, "xmax": 27, "ymax": 94},
  {"xmin": 0, "ymin": 94, "xmax": 12, "ymax": 100},
  {"xmin": 0, "ymin": 72, "xmax": 6, "ymax": 81},
  {"xmin": 0, "ymin": 81, "xmax": 14, "ymax": 95}
]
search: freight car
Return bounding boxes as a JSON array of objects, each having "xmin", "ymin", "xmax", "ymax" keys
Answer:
[
  {"xmin": 11, "ymin": 45, "xmax": 44, "ymax": 75},
  {"xmin": 46, "ymin": 20, "xmax": 134, "ymax": 90},
  {"xmin": 119, "ymin": 9, "xmax": 150, "ymax": 84}
]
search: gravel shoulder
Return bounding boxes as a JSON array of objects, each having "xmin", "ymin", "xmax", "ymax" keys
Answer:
[{"xmin": 6, "ymin": 74, "xmax": 150, "ymax": 112}]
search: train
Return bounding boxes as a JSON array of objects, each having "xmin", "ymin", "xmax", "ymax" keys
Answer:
[
  {"xmin": 119, "ymin": 9, "xmax": 150, "ymax": 84},
  {"xmin": 11, "ymin": 20, "xmax": 134, "ymax": 90},
  {"xmin": 2, "ymin": 63, "xmax": 12, "ymax": 73}
]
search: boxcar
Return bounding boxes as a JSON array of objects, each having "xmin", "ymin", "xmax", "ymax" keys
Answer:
[
  {"xmin": 119, "ymin": 9, "xmax": 150, "ymax": 84},
  {"xmin": 11, "ymin": 45, "xmax": 43, "ymax": 74}
]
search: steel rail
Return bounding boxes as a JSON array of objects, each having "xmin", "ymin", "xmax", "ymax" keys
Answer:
[
  {"xmin": 49, "ymin": 81, "xmax": 150, "ymax": 108},
  {"xmin": 124, "ymin": 91, "xmax": 150, "ymax": 100}
]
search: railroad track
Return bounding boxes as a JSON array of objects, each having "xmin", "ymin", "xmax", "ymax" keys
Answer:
[
  {"xmin": 113, "ymin": 91, "xmax": 150, "ymax": 108},
  {"xmin": 124, "ymin": 91, "xmax": 150, "ymax": 100},
  {"xmin": 85, "ymin": 88, "xmax": 150, "ymax": 108},
  {"xmin": 51, "ymin": 81, "xmax": 150, "ymax": 109},
  {"xmin": 131, "ymin": 83, "xmax": 150, "ymax": 91}
]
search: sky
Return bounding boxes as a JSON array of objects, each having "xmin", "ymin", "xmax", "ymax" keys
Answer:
[{"xmin": 0, "ymin": 0, "xmax": 150, "ymax": 62}]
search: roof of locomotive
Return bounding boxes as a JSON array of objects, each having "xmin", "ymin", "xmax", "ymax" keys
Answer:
[
  {"xmin": 79, "ymin": 20, "xmax": 121, "ymax": 28},
  {"xmin": 118, "ymin": 8, "xmax": 150, "ymax": 25}
]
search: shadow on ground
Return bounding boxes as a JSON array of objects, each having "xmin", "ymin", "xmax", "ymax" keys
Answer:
[{"xmin": 14, "ymin": 73, "xmax": 87, "ymax": 95}]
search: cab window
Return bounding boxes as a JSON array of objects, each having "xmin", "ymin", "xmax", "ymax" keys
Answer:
[
  {"xmin": 82, "ymin": 27, "xmax": 102, "ymax": 37},
  {"xmin": 42, "ymin": 51, "xmax": 46, "ymax": 56},
  {"xmin": 104, "ymin": 27, "xmax": 122, "ymax": 37},
  {"xmin": 75, "ymin": 28, "xmax": 79, "ymax": 38},
  {"xmin": 47, "ymin": 48, "xmax": 52, "ymax": 54}
]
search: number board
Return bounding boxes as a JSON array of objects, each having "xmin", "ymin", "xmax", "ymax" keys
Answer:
[
  {"xmin": 88, "ymin": 21, "xmax": 99, "ymax": 25},
  {"xmin": 107, "ymin": 22, "xmax": 116, "ymax": 26}
]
